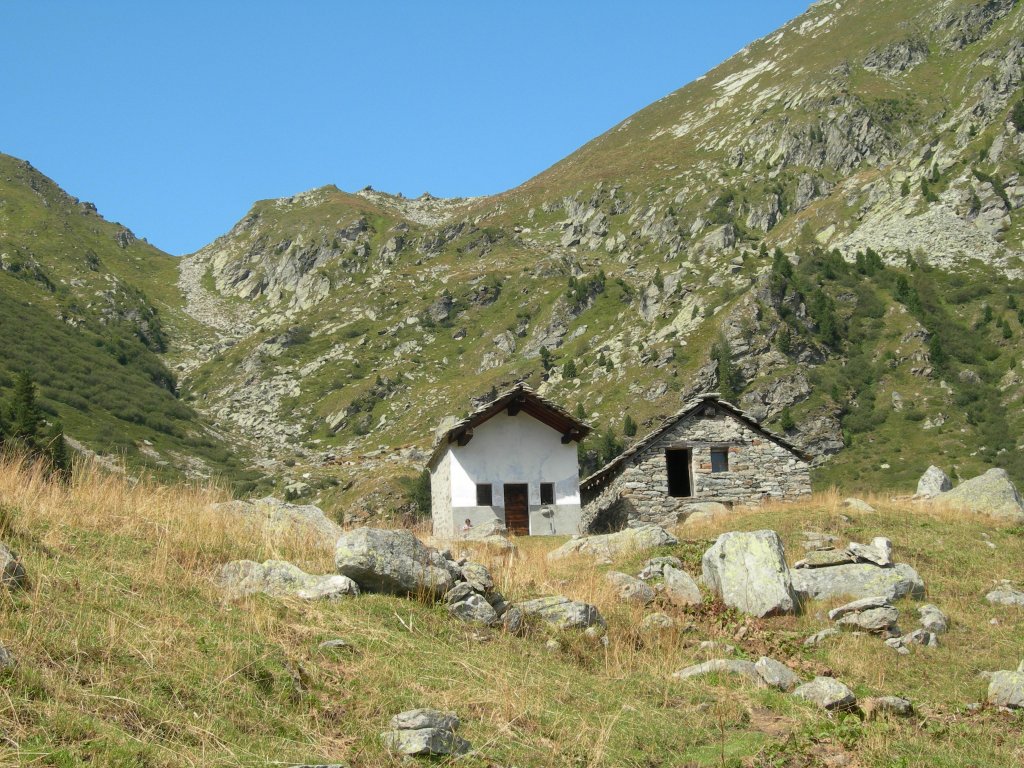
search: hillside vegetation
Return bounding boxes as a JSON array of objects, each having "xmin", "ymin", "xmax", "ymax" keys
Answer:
[{"xmin": 0, "ymin": 457, "xmax": 1021, "ymax": 766}]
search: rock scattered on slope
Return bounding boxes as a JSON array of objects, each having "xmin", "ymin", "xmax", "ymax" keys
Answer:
[
  {"xmin": 915, "ymin": 465, "xmax": 952, "ymax": 498},
  {"xmin": 0, "ymin": 644, "xmax": 15, "ymax": 669},
  {"xmin": 638, "ymin": 556, "xmax": 683, "ymax": 580},
  {"xmin": 848, "ymin": 537, "xmax": 894, "ymax": 567},
  {"xmin": 803, "ymin": 628, "xmax": 840, "ymax": 647},
  {"xmin": 672, "ymin": 659, "xmax": 762, "ymax": 684},
  {"xmin": 791, "ymin": 562, "xmax": 925, "ymax": 602},
  {"xmin": 381, "ymin": 709, "xmax": 470, "ymax": 757},
  {"xmin": 219, "ymin": 560, "xmax": 359, "ymax": 600},
  {"xmin": 661, "ymin": 565, "xmax": 702, "ymax": 607},
  {"xmin": 334, "ymin": 528, "xmax": 455, "ymax": 598},
  {"xmin": 828, "ymin": 596, "xmax": 900, "ymax": 636},
  {"xmin": 606, "ymin": 571, "xmax": 656, "ymax": 605},
  {"xmin": 0, "ymin": 541, "xmax": 26, "ymax": 590},
  {"xmin": 987, "ymin": 670, "xmax": 1024, "ymax": 709},
  {"xmin": 936, "ymin": 468, "xmax": 1024, "ymax": 523},
  {"xmin": 863, "ymin": 696, "xmax": 914, "ymax": 719},
  {"xmin": 701, "ymin": 530, "xmax": 796, "ymax": 617},
  {"xmin": 212, "ymin": 496, "xmax": 342, "ymax": 550},
  {"xmin": 548, "ymin": 525, "xmax": 678, "ymax": 562},
  {"xmin": 885, "ymin": 628, "xmax": 939, "ymax": 654},
  {"xmin": 515, "ymin": 596, "xmax": 605, "ymax": 630},
  {"xmin": 448, "ymin": 594, "xmax": 499, "ymax": 626},
  {"xmin": 793, "ymin": 677, "xmax": 858, "ymax": 711},
  {"xmin": 842, "ymin": 498, "xmax": 875, "ymax": 513},
  {"xmin": 640, "ymin": 612, "xmax": 677, "ymax": 631},
  {"xmin": 985, "ymin": 581, "xmax": 1024, "ymax": 607},
  {"xmin": 918, "ymin": 604, "xmax": 949, "ymax": 634},
  {"xmin": 755, "ymin": 656, "xmax": 801, "ymax": 692}
]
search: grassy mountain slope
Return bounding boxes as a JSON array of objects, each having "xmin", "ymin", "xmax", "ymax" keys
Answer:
[
  {"xmin": 0, "ymin": 457, "xmax": 1021, "ymax": 766},
  {"xmin": 0, "ymin": 154, "xmax": 254, "ymax": 484},
  {"xmin": 175, "ymin": 0, "xmax": 1024, "ymax": 519}
]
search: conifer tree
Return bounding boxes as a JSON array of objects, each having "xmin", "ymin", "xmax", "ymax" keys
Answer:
[
  {"xmin": 10, "ymin": 371, "xmax": 41, "ymax": 446},
  {"xmin": 45, "ymin": 421, "xmax": 70, "ymax": 478},
  {"xmin": 562, "ymin": 358, "xmax": 578, "ymax": 380},
  {"xmin": 623, "ymin": 414, "xmax": 637, "ymax": 437}
]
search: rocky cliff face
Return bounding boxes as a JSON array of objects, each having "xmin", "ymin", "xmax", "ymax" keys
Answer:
[{"xmin": 171, "ymin": 0, "xmax": 1024, "ymax": 515}]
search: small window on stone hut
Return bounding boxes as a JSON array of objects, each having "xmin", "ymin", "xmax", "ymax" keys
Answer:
[
  {"xmin": 476, "ymin": 483, "xmax": 493, "ymax": 506},
  {"xmin": 540, "ymin": 482, "xmax": 555, "ymax": 505},
  {"xmin": 711, "ymin": 447, "xmax": 730, "ymax": 473}
]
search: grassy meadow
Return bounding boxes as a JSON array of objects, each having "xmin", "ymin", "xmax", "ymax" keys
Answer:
[{"xmin": 0, "ymin": 457, "xmax": 1022, "ymax": 766}]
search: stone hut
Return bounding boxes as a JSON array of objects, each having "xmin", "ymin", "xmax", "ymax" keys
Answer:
[
  {"xmin": 428, "ymin": 383, "xmax": 591, "ymax": 538},
  {"xmin": 580, "ymin": 393, "xmax": 811, "ymax": 531}
]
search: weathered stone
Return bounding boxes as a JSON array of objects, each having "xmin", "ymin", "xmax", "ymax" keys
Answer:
[
  {"xmin": 638, "ymin": 556, "xmax": 683, "ymax": 580},
  {"xmin": 0, "ymin": 541, "xmax": 27, "ymax": 590},
  {"xmin": 672, "ymin": 659, "xmax": 762, "ymax": 684},
  {"xmin": 794, "ymin": 549, "xmax": 856, "ymax": 569},
  {"xmin": 802, "ymin": 532, "xmax": 840, "ymax": 552},
  {"xmin": 842, "ymin": 498, "xmax": 875, "ymax": 513},
  {"xmin": 755, "ymin": 657, "xmax": 801, "ymax": 692},
  {"xmin": 317, "ymin": 638, "xmax": 354, "ymax": 653},
  {"xmin": 640, "ymin": 612, "xmax": 677, "ymax": 630},
  {"xmin": 212, "ymin": 497, "xmax": 342, "ymax": 550},
  {"xmin": 938, "ymin": 468, "xmax": 1024, "ymax": 523},
  {"xmin": 662, "ymin": 565, "xmax": 702, "ymax": 607},
  {"xmin": 443, "ymin": 582, "xmax": 476, "ymax": 604},
  {"xmin": 985, "ymin": 582, "xmax": 1024, "ymax": 607},
  {"xmin": 701, "ymin": 530, "xmax": 796, "ymax": 617},
  {"xmin": 219, "ymin": 560, "xmax": 359, "ymax": 600},
  {"xmin": 681, "ymin": 502, "xmax": 731, "ymax": 527},
  {"xmin": 848, "ymin": 538, "xmax": 893, "ymax": 567},
  {"xmin": 916, "ymin": 465, "xmax": 952, "ymax": 498},
  {"xmin": 459, "ymin": 562, "xmax": 493, "ymax": 593},
  {"xmin": 987, "ymin": 671, "xmax": 1024, "ymax": 709},
  {"xmin": 918, "ymin": 604, "xmax": 949, "ymax": 634},
  {"xmin": 835, "ymin": 606, "xmax": 900, "ymax": 634},
  {"xmin": 827, "ymin": 596, "xmax": 894, "ymax": 621},
  {"xmin": 791, "ymin": 562, "xmax": 925, "ymax": 602},
  {"xmin": 605, "ymin": 571, "xmax": 656, "ymax": 605},
  {"xmin": 515, "ymin": 596, "xmax": 605, "ymax": 630},
  {"xmin": 548, "ymin": 525, "xmax": 678, "ymax": 561},
  {"xmin": 389, "ymin": 709, "xmax": 459, "ymax": 732},
  {"xmin": 863, "ymin": 696, "xmax": 913, "ymax": 719},
  {"xmin": 0, "ymin": 644, "xmax": 15, "ymax": 669},
  {"xmin": 448, "ymin": 594, "xmax": 499, "ymax": 626},
  {"xmin": 793, "ymin": 677, "xmax": 857, "ymax": 711},
  {"xmin": 803, "ymin": 628, "xmax": 840, "ymax": 646},
  {"xmin": 334, "ymin": 528, "xmax": 454, "ymax": 598},
  {"xmin": 381, "ymin": 728, "xmax": 469, "ymax": 756},
  {"xmin": 501, "ymin": 606, "xmax": 525, "ymax": 635}
]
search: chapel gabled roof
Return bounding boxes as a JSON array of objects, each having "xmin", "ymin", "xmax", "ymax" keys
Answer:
[
  {"xmin": 427, "ymin": 382, "xmax": 591, "ymax": 469},
  {"xmin": 579, "ymin": 393, "xmax": 811, "ymax": 494}
]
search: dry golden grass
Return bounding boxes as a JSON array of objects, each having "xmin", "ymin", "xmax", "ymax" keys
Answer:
[{"xmin": 0, "ymin": 462, "xmax": 1022, "ymax": 767}]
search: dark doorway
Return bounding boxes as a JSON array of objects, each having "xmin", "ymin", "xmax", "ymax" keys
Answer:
[
  {"xmin": 666, "ymin": 449, "xmax": 693, "ymax": 497},
  {"xmin": 503, "ymin": 483, "xmax": 530, "ymax": 535}
]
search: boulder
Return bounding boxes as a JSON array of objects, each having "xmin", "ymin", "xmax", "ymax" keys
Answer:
[
  {"xmin": 548, "ymin": 525, "xmax": 678, "ymax": 561},
  {"xmin": 212, "ymin": 497, "xmax": 342, "ymax": 550},
  {"xmin": 605, "ymin": 571, "xmax": 656, "ymax": 605},
  {"xmin": 793, "ymin": 677, "xmax": 857, "ymax": 711},
  {"xmin": 985, "ymin": 582, "xmax": 1024, "ymax": 607},
  {"xmin": 219, "ymin": 560, "xmax": 359, "ymax": 600},
  {"xmin": 915, "ymin": 465, "xmax": 952, "ymax": 498},
  {"xmin": 515, "ymin": 596, "xmax": 605, "ymax": 630},
  {"xmin": 381, "ymin": 708, "xmax": 469, "ymax": 757},
  {"xmin": 848, "ymin": 537, "xmax": 893, "ymax": 567},
  {"xmin": 681, "ymin": 502, "xmax": 731, "ymax": 527},
  {"xmin": 842, "ymin": 498, "xmax": 875, "ymax": 513},
  {"xmin": 640, "ymin": 612, "xmax": 677, "ymax": 631},
  {"xmin": 938, "ymin": 468, "xmax": 1024, "ymax": 523},
  {"xmin": 794, "ymin": 549, "xmax": 856, "ymax": 569},
  {"xmin": 987, "ymin": 671, "xmax": 1024, "ymax": 709},
  {"xmin": 863, "ymin": 696, "xmax": 913, "ymax": 719},
  {"xmin": 835, "ymin": 606, "xmax": 900, "ymax": 634},
  {"xmin": 459, "ymin": 562, "xmax": 493, "ymax": 594},
  {"xmin": 334, "ymin": 528, "xmax": 455, "ymax": 598},
  {"xmin": 701, "ymin": 530, "xmax": 796, "ymax": 617},
  {"xmin": 447, "ymin": 594, "xmax": 499, "ymax": 626},
  {"xmin": 791, "ymin": 562, "xmax": 925, "ymax": 602},
  {"xmin": 918, "ymin": 604, "xmax": 949, "ymax": 634},
  {"xmin": 672, "ymin": 659, "xmax": 762, "ymax": 685},
  {"xmin": 662, "ymin": 565, "xmax": 702, "ymax": 607},
  {"xmin": 0, "ymin": 542, "xmax": 26, "ymax": 590},
  {"xmin": 755, "ymin": 657, "xmax": 801, "ymax": 692}
]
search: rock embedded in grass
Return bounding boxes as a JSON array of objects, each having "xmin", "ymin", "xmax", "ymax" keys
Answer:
[
  {"xmin": 514, "ymin": 596, "xmax": 605, "ymax": 630},
  {"xmin": 0, "ymin": 644, "xmax": 15, "ymax": 669},
  {"xmin": 0, "ymin": 541, "xmax": 27, "ymax": 590},
  {"xmin": 334, "ymin": 527, "xmax": 455, "ymax": 598},
  {"xmin": 640, "ymin": 612, "xmax": 677, "ymax": 631},
  {"xmin": 792, "ymin": 676, "xmax": 857, "ymax": 711},
  {"xmin": 842, "ymin": 498, "xmax": 875, "ymax": 513},
  {"xmin": 987, "ymin": 671, "xmax": 1024, "ymax": 709},
  {"xmin": 790, "ymin": 562, "xmax": 925, "ymax": 602},
  {"xmin": 638, "ymin": 556, "xmax": 683, "ymax": 580},
  {"xmin": 547, "ymin": 525, "xmax": 678, "ymax": 562},
  {"xmin": 754, "ymin": 656, "xmax": 801, "ymax": 692},
  {"xmin": 605, "ymin": 571, "xmax": 656, "ymax": 605},
  {"xmin": 915, "ymin": 465, "xmax": 952, "ymax": 498},
  {"xmin": 662, "ymin": 565, "xmax": 702, "ymax": 606},
  {"xmin": 381, "ymin": 708, "xmax": 470, "ymax": 757},
  {"xmin": 219, "ymin": 560, "xmax": 359, "ymax": 600},
  {"xmin": 935, "ymin": 468, "xmax": 1024, "ymax": 523},
  {"xmin": 918, "ymin": 604, "xmax": 949, "ymax": 634},
  {"xmin": 447, "ymin": 594, "xmax": 499, "ymax": 626},
  {"xmin": 701, "ymin": 530, "xmax": 796, "ymax": 618},
  {"xmin": 672, "ymin": 659, "xmax": 762, "ymax": 685},
  {"xmin": 984, "ymin": 581, "xmax": 1024, "ymax": 607},
  {"xmin": 862, "ymin": 696, "xmax": 913, "ymax": 719},
  {"xmin": 803, "ymin": 628, "xmax": 840, "ymax": 646}
]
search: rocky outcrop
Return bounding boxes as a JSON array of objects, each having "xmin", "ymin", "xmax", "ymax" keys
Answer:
[
  {"xmin": 701, "ymin": 530, "xmax": 796, "ymax": 617},
  {"xmin": 334, "ymin": 528, "xmax": 456, "ymax": 598},
  {"xmin": 936, "ymin": 468, "xmax": 1024, "ymax": 523},
  {"xmin": 916, "ymin": 465, "xmax": 952, "ymax": 498}
]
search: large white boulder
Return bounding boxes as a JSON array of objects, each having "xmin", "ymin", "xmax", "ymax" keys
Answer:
[
  {"xmin": 219, "ymin": 559, "xmax": 358, "ymax": 600},
  {"xmin": 938, "ymin": 468, "xmax": 1024, "ymax": 523},
  {"xmin": 915, "ymin": 465, "xmax": 952, "ymax": 498},
  {"xmin": 791, "ymin": 561, "xmax": 924, "ymax": 602},
  {"xmin": 701, "ymin": 530, "xmax": 796, "ymax": 617},
  {"xmin": 334, "ymin": 528, "xmax": 456, "ymax": 598}
]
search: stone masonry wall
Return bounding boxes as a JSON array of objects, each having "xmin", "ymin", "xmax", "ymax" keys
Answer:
[{"xmin": 582, "ymin": 408, "xmax": 811, "ymax": 530}]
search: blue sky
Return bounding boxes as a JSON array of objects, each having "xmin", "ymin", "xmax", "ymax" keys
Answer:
[{"xmin": 3, "ymin": 2, "xmax": 809, "ymax": 255}]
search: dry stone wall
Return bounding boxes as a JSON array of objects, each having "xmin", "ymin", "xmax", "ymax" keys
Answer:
[{"xmin": 583, "ymin": 408, "xmax": 810, "ymax": 530}]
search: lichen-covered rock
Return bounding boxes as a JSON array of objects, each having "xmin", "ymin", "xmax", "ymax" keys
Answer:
[
  {"xmin": 836, "ymin": 606, "xmax": 900, "ymax": 634},
  {"xmin": 755, "ymin": 657, "xmax": 801, "ymax": 691},
  {"xmin": 0, "ymin": 541, "xmax": 27, "ymax": 590},
  {"xmin": 662, "ymin": 565, "xmax": 702, "ymax": 607},
  {"xmin": 334, "ymin": 528, "xmax": 455, "ymax": 598},
  {"xmin": 447, "ymin": 594, "xmax": 499, "ymax": 626},
  {"xmin": 848, "ymin": 537, "xmax": 894, "ymax": 567},
  {"xmin": 459, "ymin": 562, "xmax": 494, "ymax": 594},
  {"xmin": 219, "ymin": 560, "xmax": 359, "ymax": 600},
  {"xmin": 987, "ymin": 671, "xmax": 1024, "ymax": 709},
  {"xmin": 389, "ymin": 709, "xmax": 460, "ymax": 731},
  {"xmin": 918, "ymin": 604, "xmax": 949, "ymax": 634},
  {"xmin": 515, "ymin": 596, "xmax": 605, "ymax": 630},
  {"xmin": 938, "ymin": 468, "xmax": 1024, "ymax": 523},
  {"xmin": 915, "ymin": 465, "xmax": 952, "ymax": 498},
  {"xmin": 212, "ymin": 496, "xmax": 343, "ymax": 550},
  {"xmin": 842, "ymin": 498, "xmax": 875, "ymax": 513},
  {"xmin": 791, "ymin": 562, "xmax": 924, "ymax": 602},
  {"xmin": 548, "ymin": 525, "xmax": 678, "ymax": 561},
  {"xmin": 381, "ymin": 727, "xmax": 469, "ymax": 756},
  {"xmin": 605, "ymin": 571, "xmax": 656, "ymax": 605},
  {"xmin": 794, "ymin": 549, "xmax": 856, "ymax": 569},
  {"xmin": 827, "ymin": 596, "xmax": 894, "ymax": 621},
  {"xmin": 985, "ymin": 582, "xmax": 1024, "ymax": 607},
  {"xmin": 863, "ymin": 696, "xmax": 913, "ymax": 719},
  {"xmin": 793, "ymin": 677, "xmax": 857, "ymax": 711},
  {"xmin": 672, "ymin": 659, "xmax": 762, "ymax": 684},
  {"xmin": 701, "ymin": 530, "xmax": 796, "ymax": 617}
]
